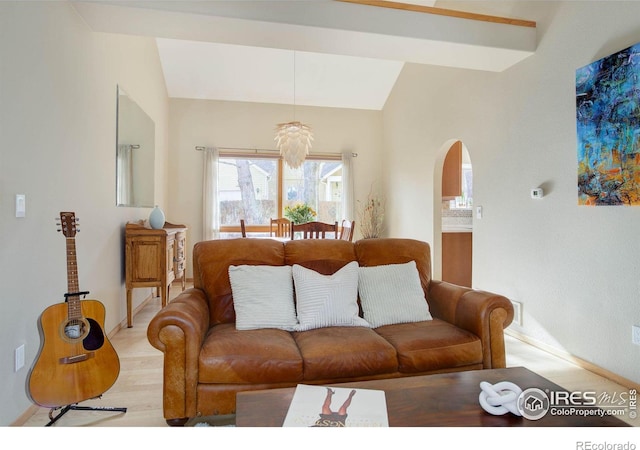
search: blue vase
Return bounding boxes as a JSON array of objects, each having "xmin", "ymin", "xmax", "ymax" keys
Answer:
[{"xmin": 149, "ymin": 205, "xmax": 165, "ymax": 229}]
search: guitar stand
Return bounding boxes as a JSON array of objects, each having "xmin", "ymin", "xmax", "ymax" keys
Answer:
[{"xmin": 45, "ymin": 401, "xmax": 127, "ymax": 426}]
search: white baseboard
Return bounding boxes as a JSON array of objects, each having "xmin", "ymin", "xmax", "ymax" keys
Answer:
[{"xmin": 506, "ymin": 329, "xmax": 640, "ymax": 391}]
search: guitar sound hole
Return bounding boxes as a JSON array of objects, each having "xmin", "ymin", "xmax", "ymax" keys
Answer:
[{"xmin": 62, "ymin": 318, "xmax": 88, "ymax": 341}]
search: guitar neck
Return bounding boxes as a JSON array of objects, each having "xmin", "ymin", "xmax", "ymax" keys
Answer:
[{"xmin": 65, "ymin": 237, "xmax": 82, "ymax": 319}]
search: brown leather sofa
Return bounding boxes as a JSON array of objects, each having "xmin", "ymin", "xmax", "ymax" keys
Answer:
[{"xmin": 147, "ymin": 237, "xmax": 514, "ymax": 426}]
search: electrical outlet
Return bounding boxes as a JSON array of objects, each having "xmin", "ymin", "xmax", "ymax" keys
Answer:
[
  {"xmin": 15, "ymin": 344, "xmax": 25, "ymax": 372},
  {"xmin": 511, "ymin": 300, "xmax": 523, "ymax": 326},
  {"xmin": 632, "ymin": 326, "xmax": 640, "ymax": 345}
]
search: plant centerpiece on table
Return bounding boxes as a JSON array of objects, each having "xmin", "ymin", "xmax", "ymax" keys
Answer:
[{"xmin": 284, "ymin": 203, "xmax": 317, "ymax": 224}]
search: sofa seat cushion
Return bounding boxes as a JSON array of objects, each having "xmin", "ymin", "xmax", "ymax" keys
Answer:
[
  {"xmin": 199, "ymin": 323, "xmax": 303, "ymax": 384},
  {"xmin": 374, "ymin": 319, "xmax": 482, "ymax": 373},
  {"xmin": 293, "ymin": 326, "xmax": 398, "ymax": 381}
]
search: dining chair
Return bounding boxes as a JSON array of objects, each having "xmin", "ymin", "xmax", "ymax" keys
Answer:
[
  {"xmin": 270, "ymin": 218, "xmax": 292, "ymax": 238},
  {"xmin": 291, "ymin": 221, "xmax": 339, "ymax": 239},
  {"xmin": 339, "ymin": 219, "xmax": 355, "ymax": 242},
  {"xmin": 240, "ymin": 219, "xmax": 247, "ymax": 238}
]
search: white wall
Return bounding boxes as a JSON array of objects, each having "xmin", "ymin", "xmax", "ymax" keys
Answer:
[
  {"xmin": 0, "ymin": 2, "xmax": 169, "ymax": 425},
  {"xmin": 384, "ymin": 1, "xmax": 640, "ymax": 384},
  {"xmin": 168, "ymin": 98, "xmax": 384, "ymax": 275},
  {"xmin": 5, "ymin": 0, "xmax": 638, "ymax": 428}
]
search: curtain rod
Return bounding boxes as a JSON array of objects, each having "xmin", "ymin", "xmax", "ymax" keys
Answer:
[
  {"xmin": 195, "ymin": 146, "xmax": 357, "ymax": 157},
  {"xmin": 195, "ymin": 146, "xmax": 277, "ymax": 153}
]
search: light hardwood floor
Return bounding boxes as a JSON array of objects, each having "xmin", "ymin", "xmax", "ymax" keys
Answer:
[{"xmin": 20, "ymin": 282, "xmax": 639, "ymax": 427}]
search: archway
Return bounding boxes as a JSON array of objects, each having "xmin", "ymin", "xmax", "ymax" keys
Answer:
[{"xmin": 434, "ymin": 140, "xmax": 473, "ymax": 287}]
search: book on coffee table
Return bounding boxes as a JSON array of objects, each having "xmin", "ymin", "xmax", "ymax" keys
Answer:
[{"xmin": 283, "ymin": 384, "xmax": 389, "ymax": 427}]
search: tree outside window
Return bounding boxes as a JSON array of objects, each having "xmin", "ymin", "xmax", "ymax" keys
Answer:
[{"xmin": 217, "ymin": 155, "xmax": 342, "ymax": 236}]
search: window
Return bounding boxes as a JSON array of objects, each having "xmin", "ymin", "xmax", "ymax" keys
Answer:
[
  {"xmin": 218, "ymin": 153, "xmax": 343, "ymax": 237},
  {"xmin": 283, "ymin": 160, "xmax": 343, "ymax": 223},
  {"xmin": 218, "ymin": 157, "xmax": 278, "ymax": 228}
]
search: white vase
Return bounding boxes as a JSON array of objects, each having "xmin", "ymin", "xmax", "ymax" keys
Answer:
[{"xmin": 149, "ymin": 205, "xmax": 165, "ymax": 229}]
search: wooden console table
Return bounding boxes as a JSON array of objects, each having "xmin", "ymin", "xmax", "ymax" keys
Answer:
[{"xmin": 125, "ymin": 221, "xmax": 187, "ymax": 327}]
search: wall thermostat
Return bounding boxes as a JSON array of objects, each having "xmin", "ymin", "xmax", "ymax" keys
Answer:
[{"xmin": 531, "ymin": 188, "xmax": 544, "ymax": 199}]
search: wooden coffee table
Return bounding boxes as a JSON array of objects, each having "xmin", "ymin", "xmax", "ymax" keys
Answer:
[{"xmin": 235, "ymin": 366, "xmax": 630, "ymax": 426}]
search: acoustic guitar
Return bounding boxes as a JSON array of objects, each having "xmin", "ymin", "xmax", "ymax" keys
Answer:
[{"xmin": 28, "ymin": 212, "xmax": 120, "ymax": 408}]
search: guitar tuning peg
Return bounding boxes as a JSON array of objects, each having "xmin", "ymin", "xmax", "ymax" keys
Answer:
[
  {"xmin": 57, "ymin": 229, "xmax": 61, "ymax": 232},
  {"xmin": 76, "ymin": 228, "xmax": 80, "ymax": 232}
]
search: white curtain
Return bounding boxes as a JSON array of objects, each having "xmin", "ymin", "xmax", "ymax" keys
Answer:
[
  {"xmin": 116, "ymin": 144, "xmax": 132, "ymax": 206},
  {"xmin": 202, "ymin": 147, "xmax": 220, "ymax": 241},
  {"xmin": 341, "ymin": 151, "xmax": 355, "ymax": 221}
]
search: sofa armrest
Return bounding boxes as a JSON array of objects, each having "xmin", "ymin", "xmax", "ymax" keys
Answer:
[
  {"xmin": 147, "ymin": 288, "xmax": 210, "ymax": 423},
  {"xmin": 428, "ymin": 280, "xmax": 514, "ymax": 369}
]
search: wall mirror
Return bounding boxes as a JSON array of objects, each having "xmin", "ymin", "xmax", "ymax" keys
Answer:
[{"xmin": 116, "ymin": 85, "xmax": 155, "ymax": 207}]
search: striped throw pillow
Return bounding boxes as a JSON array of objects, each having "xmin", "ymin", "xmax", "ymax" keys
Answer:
[
  {"xmin": 293, "ymin": 261, "xmax": 370, "ymax": 332},
  {"xmin": 358, "ymin": 261, "xmax": 432, "ymax": 328},
  {"xmin": 228, "ymin": 265, "xmax": 299, "ymax": 331}
]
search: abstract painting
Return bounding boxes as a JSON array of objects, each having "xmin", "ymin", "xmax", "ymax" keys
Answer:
[{"xmin": 576, "ymin": 42, "xmax": 640, "ymax": 205}]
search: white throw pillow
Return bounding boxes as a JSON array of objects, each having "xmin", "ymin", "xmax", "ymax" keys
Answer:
[
  {"xmin": 292, "ymin": 261, "xmax": 370, "ymax": 331},
  {"xmin": 358, "ymin": 261, "xmax": 432, "ymax": 328},
  {"xmin": 228, "ymin": 265, "xmax": 299, "ymax": 331}
]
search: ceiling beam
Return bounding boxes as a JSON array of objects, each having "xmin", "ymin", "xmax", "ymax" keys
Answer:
[
  {"xmin": 336, "ymin": 0, "xmax": 536, "ymax": 28},
  {"xmin": 72, "ymin": 1, "xmax": 537, "ymax": 72}
]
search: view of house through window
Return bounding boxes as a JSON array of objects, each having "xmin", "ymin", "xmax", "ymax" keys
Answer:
[
  {"xmin": 218, "ymin": 154, "xmax": 343, "ymax": 236},
  {"xmin": 218, "ymin": 158, "xmax": 278, "ymax": 227}
]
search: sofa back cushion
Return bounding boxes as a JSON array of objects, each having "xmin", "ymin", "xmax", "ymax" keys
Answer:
[
  {"xmin": 193, "ymin": 238, "xmax": 286, "ymax": 325},
  {"xmin": 355, "ymin": 238, "xmax": 431, "ymax": 297},
  {"xmin": 284, "ymin": 239, "xmax": 357, "ymax": 274}
]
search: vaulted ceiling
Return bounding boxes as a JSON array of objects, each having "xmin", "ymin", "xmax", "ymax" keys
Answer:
[{"xmin": 72, "ymin": 0, "xmax": 536, "ymax": 110}]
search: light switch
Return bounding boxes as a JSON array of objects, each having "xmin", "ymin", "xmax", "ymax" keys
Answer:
[
  {"xmin": 476, "ymin": 206, "xmax": 483, "ymax": 219},
  {"xmin": 15, "ymin": 194, "xmax": 25, "ymax": 218}
]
